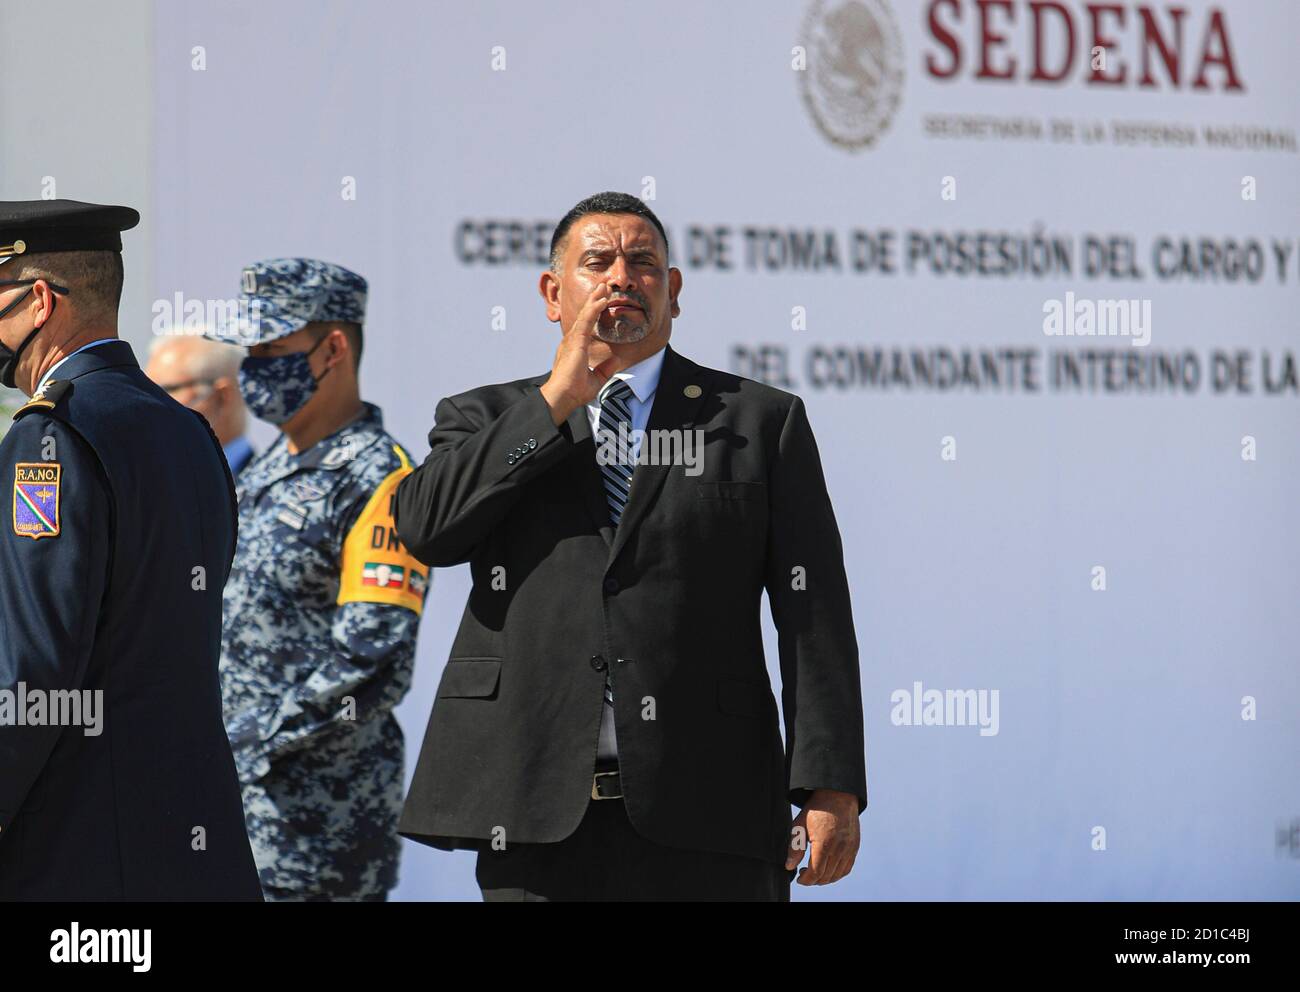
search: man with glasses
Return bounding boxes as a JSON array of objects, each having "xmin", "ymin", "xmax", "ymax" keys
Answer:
[
  {"xmin": 0, "ymin": 198, "xmax": 261, "ymax": 900},
  {"xmin": 146, "ymin": 333, "xmax": 255, "ymax": 475}
]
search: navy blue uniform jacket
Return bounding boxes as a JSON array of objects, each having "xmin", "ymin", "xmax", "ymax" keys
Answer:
[{"xmin": 0, "ymin": 340, "xmax": 261, "ymax": 900}]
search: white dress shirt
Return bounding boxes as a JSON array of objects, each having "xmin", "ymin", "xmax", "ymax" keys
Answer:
[{"xmin": 585, "ymin": 345, "xmax": 666, "ymax": 453}]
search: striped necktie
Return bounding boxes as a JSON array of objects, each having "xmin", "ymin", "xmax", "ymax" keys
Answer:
[{"xmin": 597, "ymin": 378, "xmax": 636, "ymax": 526}]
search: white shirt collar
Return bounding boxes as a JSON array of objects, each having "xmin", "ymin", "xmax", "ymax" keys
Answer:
[
  {"xmin": 597, "ymin": 345, "xmax": 667, "ymax": 405},
  {"xmin": 38, "ymin": 337, "xmax": 118, "ymax": 393}
]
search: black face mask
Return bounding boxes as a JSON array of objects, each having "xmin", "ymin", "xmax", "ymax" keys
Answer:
[{"xmin": 0, "ymin": 279, "xmax": 69, "ymax": 390}]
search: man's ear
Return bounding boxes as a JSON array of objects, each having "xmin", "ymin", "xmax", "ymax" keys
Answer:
[
  {"xmin": 538, "ymin": 269, "xmax": 562, "ymax": 323},
  {"xmin": 324, "ymin": 327, "xmax": 349, "ymax": 370},
  {"xmin": 668, "ymin": 266, "xmax": 683, "ymax": 318},
  {"xmin": 30, "ymin": 279, "xmax": 59, "ymax": 327}
]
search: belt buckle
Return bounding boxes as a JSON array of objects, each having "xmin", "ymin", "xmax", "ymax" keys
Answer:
[{"xmin": 591, "ymin": 770, "xmax": 622, "ymax": 800}]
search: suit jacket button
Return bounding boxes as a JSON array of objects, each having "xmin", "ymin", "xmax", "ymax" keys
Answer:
[
  {"xmin": 603, "ymin": 577, "xmax": 619, "ymax": 594},
  {"xmin": 528, "ymin": 438, "xmax": 537, "ymax": 449},
  {"xmin": 590, "ymin": 655, "xmax": 607, "ymax": 672},
  {"xmin": 506, "ymin": 454, "xmax": 516, "ymax": 464}
]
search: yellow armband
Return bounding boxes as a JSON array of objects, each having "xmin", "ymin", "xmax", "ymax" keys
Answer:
[{"xmin": 336, "ymin": 447, "xmax": 430, "ymax": 614}]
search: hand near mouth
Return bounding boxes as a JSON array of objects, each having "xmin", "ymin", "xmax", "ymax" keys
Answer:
[{"xmin": 539, "ymin": 282, "xmax": 630, "ymax": 424}]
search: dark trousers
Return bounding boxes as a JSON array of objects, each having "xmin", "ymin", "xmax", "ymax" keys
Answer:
[{"xmin": 475, "ymin": 796, "xmax": 794, "ymax": 901}]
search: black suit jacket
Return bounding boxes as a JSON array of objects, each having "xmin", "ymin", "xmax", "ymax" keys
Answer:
[
  {"xmin": 0, "ymin": 341, "xmax": 262, "ymax": 900},
  {"xmin": 394, "ymin": 343, "xmax": 866, "ymax": 867}
]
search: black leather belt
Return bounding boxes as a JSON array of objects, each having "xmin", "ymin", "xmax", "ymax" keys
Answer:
[{"xmin": 592, "ymin": 761, "xmax": 623, "ymax": 800}]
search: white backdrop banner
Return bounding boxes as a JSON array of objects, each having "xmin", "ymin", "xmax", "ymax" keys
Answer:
[{"xmin": 152, "ymin": 0, "xmax": 1299, "ymax": 900}]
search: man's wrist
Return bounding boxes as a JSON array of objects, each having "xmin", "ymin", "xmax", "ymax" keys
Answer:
[
  {"xmin": 539, "ymin": 381, "xmax": 580, "ymax": 425},
  {"xmin": 809, "ymin": 788, "xmax": 860, "ymax": 815}
]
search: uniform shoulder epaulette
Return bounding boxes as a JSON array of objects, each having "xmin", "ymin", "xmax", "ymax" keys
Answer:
[{"xmin": 13, "ymin": 379, "xmax": 73, "ymax": 420}]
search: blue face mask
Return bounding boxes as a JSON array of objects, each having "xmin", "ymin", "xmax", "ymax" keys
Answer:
[{"xmin": 238, "ymin": 334, "xmax": 331, "ymax": 425}]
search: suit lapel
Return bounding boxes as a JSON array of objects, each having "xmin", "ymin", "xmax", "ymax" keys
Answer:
[
  {"xmin": 607, "ymin": 344, "xmax": 710, "ymax": 566},
  {"xmin": 524, "ymin": 344, "xmax": 712, "ymax": 559}
]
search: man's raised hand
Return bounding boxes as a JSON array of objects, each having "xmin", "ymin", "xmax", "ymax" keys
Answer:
[{"xmin": 539, "ymin": 283, "xmax": 625, "ymax": 425}]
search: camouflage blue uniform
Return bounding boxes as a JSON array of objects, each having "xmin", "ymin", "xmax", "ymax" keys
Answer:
[{"xmin": 215, "ymin": 259, "xmax": 429, "ymax": 900}]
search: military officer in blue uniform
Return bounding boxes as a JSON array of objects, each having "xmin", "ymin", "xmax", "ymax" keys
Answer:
[
  {"xmin": 216, "ymin": 258, "xmax": 429, "ymax": 901},
  {"xmin": 0, "ymin": 199, "xmax": 261, "ymax": 900}
]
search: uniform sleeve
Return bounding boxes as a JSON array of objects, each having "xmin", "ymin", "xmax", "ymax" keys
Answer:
[
  {"xmin": 258, "ymin": 451, "xmax": 428, "ymax": 763},
  {"xmin": 0, "ymin": 415, "xmax": 111, "ymax": 837},
  {"xmin": 762, "ymin": 396, "xmax": 869, "ymax": 815}
]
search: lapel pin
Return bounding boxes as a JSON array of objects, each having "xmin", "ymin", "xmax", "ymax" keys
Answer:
[{"xmin": 683, "ymin": 384, "xmax": 702, "ymax": 399}]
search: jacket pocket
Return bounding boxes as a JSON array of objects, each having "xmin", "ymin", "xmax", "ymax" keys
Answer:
[
  {"xmin": 697, "ymin": 481, "xmax": 766, "ymax": 501},
  {"xmin": 716, "ymin": 677, "xmax": 772, "ymax": 719},
  {"xmin": 437, "ymin": 658, "xmax": 502, "ymax": 699}
]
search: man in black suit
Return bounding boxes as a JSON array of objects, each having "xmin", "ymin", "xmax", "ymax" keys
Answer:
[
  {"xmin": 395, "ymin": 192, "xmax": 866, "ymax": 901},
  {"xmin": 0, "ymin": 200, "xmax": 261, "ymax": 900}
]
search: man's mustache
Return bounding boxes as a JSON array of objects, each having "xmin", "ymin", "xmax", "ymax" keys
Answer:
[{"xmin": 604, "ymin": 290, "xmax": 649, "ymax": 312}]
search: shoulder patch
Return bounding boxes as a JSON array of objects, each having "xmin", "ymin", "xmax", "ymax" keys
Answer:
[
  {"xmin": 13, "ymin": 379, "xmax": 73, "ymax": 420},
  {"xmin": 336, "ymin": 464, "xmax": 429, "ymax": 614},
  {"xmin": 13, "ymin": 462, "xmax": 61, "ymax": 539}
]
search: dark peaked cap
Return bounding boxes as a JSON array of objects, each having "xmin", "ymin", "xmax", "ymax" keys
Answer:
[{"xmin": 0, "ymin": 199, "xmax": 140, "ymax": 266}]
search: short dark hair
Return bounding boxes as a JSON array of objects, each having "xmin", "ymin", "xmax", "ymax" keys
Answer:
[
  {"xmin": 309, "ymin": 321, "xmax": 363, "ymax": 370},
  {"xmin": 13, "ymin": 250, "xmax": 124, "ymax": 325},
  {"xmin": 549, "ymin": 191, "xmax": 669, "ymax": 272}
]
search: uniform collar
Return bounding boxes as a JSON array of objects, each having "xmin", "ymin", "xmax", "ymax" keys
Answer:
[
  {"xmin": 278, "ymin": 401, "xmax": 385, "ymax": 471},
  {"xmin": 37, "ymin": 338, "xmax": 132, "ymax": 393}
]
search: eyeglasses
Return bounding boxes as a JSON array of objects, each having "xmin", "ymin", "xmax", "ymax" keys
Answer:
[
  {"xmin": 0, "ymin": 278, "xmax": 70, "ymax": 294},
  {"xmin": 159, "ymin": 378, "xmax": 217, "ymax": 398}
]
